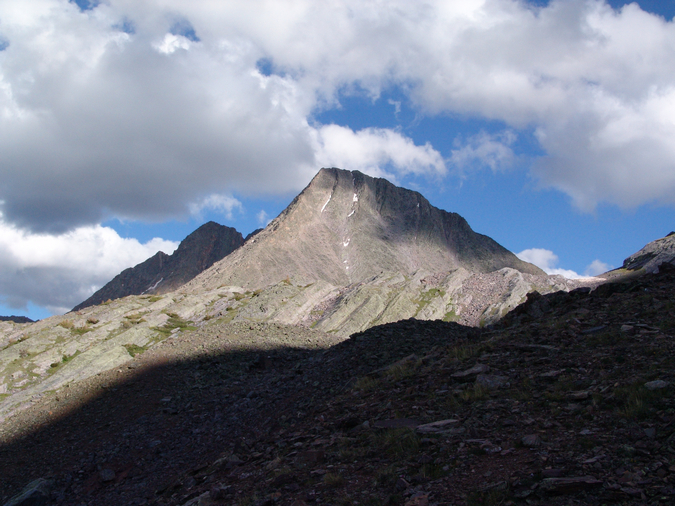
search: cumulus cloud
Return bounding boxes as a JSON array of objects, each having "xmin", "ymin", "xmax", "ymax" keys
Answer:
[
  {"xmin": 0, "ymin": 0, "xmax": 673, "ymax": 311},
  {"xmin": 314, "ymin": 125, "xmax": 446, "ymax": 182},
  {"xmin": 517, "ymin": 248, "xmax": 582, "ymax": 278},
  {"xmin": 189, "ymin": 194, "xmax": 243, "ymax": 221},
  {"xmin": 0, "ymin": 216, "xmax": 178, "ymax": 314},
  {"xmin": 517, "ymin": 248, "xmax": 612, "ymax": 279},
  {"xmin": 450, "ymin": 130, "xmax": 517, "ymax": 174},
  {"xmin": 1, "ymin": 0, "xmax": 674, "ymax": 234},
  {"xmin": 584, "ymin": 259, "xmax": 613, "ymax": 276}
]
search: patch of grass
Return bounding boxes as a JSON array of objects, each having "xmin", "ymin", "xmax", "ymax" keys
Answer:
[
  {"xmin": 86, "ymin": 317, "xmax": 99, "ymax": 324},
  {"xmin": 385, "ymin": 357, "xmax": 422, "ymax": 381},
  {"xmin": 461, "ymin": 383, "xmax": 489, "ymax": 402},
  {"xmin": 373, "ymin": 428, "xmax": 419, "ymax": 459},
  {"xmin": 71, "ymin": 326, "xmax": 92, "ymax": 335},
  {"xmin": 123, "ymin": 344, "xmax": 146, "ymax": 357},
  {"xmin": 616, "ymin": 382, "xmax": 668, "ymax": 419},
  {"xmin": 233, "ymin": 293, "xmax": 245, "ymax": 301},
  {"xmin": 154, "ymin": 312, "xmax": 197, "ymax": 336},
  {"xmin": 413, "ymin": 288, "xmax": 446, "ymax": 315},
  {"xmin": 374, "ymin": 465, "xmax": 398, "ymax": 487},
  {"xmin": 447, "ymin": 343, "xmax": 483, "ymax": 361},
  {"xmin": 61, "ymin": 351, "xmax": 81, "ymax": 363},
  {"xmin": 323, "ymin": 472, "xmax": 345, "ymax": 488},
  {"xmin": 58, "ymin": 320, "xmax": 74, "ymax": 330},
  {"xmin": 354, "ymin": 376, "xmax": 382, "ymax": 391},
  {"xmin": 442, "ymin": 307, "xmax": 459, "ymax": 322},
  {"xmin": 466, "ymin": 487, "xmax": 509, "ymax": 506},
  {"xmin": 52, "ymin": 351, "xmax": 81, "ymax": 368}
]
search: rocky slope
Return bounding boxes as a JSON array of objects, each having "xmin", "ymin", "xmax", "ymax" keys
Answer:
[
  {"xmin": 73, "ymin": 222, "xmax": 244, "ymax": 311},
  {"xmin": 619, "ymin": 232, "xmax": 675, "ymax": 273},
  {"xmin": 1, "ymin": 261, "xmax": 674, "ymax": 506}
]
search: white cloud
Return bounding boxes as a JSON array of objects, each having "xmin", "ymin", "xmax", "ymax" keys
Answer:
[
  {"xmin": 516, "ymin": 248, "xmax": 581, "ymax": 279},
  {"xmin": 153, "ymin": 33, "xmax": 193, "ymax": 54},
  {"xmin": 1, "ymin": 0, "xmax": 675, "ymax": 233},
  {"xmin": 584, "ymin": 259, "xmax": 612, "ymax": 276},
  {"xmin": 189, "ymin": 194, "xmax": 243, "ymax": 221},
  {"xmin": 450, "ymin": 130, "xmax": 517, "ymax": 174},
  {"xmin": 314, "ymin": 124, "xmax": 446, "ymax": 181},
  {"xmin": 0, "ymin": 216, "xmax": 178, "ymax": 314},
  {"xmin": 517, "ymin": 248, "xmax": 612, "ymax": 279},
  {"xmin": 257, "ymin": 209, "xmax": 269, "ymax": 226}
]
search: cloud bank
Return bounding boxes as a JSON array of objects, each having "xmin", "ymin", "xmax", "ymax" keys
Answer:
[
  {"xmin": 0, "ymin": 0, "xmax": 672, "ymax": 312},
  {"xmin": 517, "ymin": 248, "xmax": 613, "ymax": 278},
  {"xmin": 1, "ymin": 0, "xmax": 675, "ymax": 233},
  {"xmin": 0, "ymin": 216, "xmax": 178, "ymax": 314}
]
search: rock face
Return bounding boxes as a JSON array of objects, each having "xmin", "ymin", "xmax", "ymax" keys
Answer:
[
  {"xmin": 185, "ymin": 168, "xmax": 542, "ymax": 293},
  {"xmin": 72, "ymin": 221, "xmax": 243, "ymax": 311},
  {"xmin": 619, "ymin": 231, "xmax": 675, "ymax": 273}
]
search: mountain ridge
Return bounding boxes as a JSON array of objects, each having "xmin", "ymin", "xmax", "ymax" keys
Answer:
[{"xmin": 72, "ymin": 221, "xmax": 243, "ymax": 312}]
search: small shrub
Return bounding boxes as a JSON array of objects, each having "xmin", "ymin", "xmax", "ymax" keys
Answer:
[
  {"xmin": 58, "ymin": 320, "xmax": 74, "ymax": 330},
  {"xmin": 86, "ymin": 317, "xmax": 99, "ymax": 325}
]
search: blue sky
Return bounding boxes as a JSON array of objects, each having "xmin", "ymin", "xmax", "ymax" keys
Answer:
[{"xmin": 0, "ymin": 0, "xmax": 674, "ymax": 320}]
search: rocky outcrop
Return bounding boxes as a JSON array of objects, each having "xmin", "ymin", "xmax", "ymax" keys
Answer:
[
  {"xmin": 619, "ymin": 231, "xmax": 675, "ymax": 273},
  {"xmin": 72, "ymin": 221, "xmax": 244, "ymax": 311}
]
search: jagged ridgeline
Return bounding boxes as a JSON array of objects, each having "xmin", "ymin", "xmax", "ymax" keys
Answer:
[{"xmin": 72, "ymin": 222, "xmax": 244, "ymax": 311}]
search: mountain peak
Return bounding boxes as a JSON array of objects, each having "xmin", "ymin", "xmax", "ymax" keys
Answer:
[
  {"xmin": 185, "ymin": 168, "xmax": 542, "ymax": 293},
  {"xmin": 72, "ymin": 222, "xmax": 243, "ymax": 311}
]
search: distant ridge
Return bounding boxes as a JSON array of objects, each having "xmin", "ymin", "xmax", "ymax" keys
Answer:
[
  {"xmin": 72, "ymin": 221, "xmax": 243, "ymax": 311},
  {"xmin": 184, "ymin": 167, "xmax": 543, "ymax": 293},
  {"xmin": 0, "ymin": 315, "xmax": 35, "ymax": 324}
]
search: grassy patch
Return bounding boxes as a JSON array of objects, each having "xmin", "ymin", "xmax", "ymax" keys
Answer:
[
  {"xmin": 413, "ymin": 288, "xmax": 445, "ymax": 315},
  {"xmin": 323, "ymin": 472, "xmax": 345, "ymax": 488},
  {"xmin": 615, "ymin": 382, "xmax": 669, "ymax": 419},
  {"xmin": 123, "ymin": 344, "xmax": 146, "ymax": 357},
  {"xmin": 373, "ymin": 428, "xmax": 419, "ymax": 459},
  {"xmin": 154, "ymin": 313, "xmax": 197, "ymax": 336},
  {"xmin": 461, "ymin": 383, "xmax": 489, "ymax": 403},
  {"xmin": 354, "ymin": 376, "xmax": 382, "ymax": 391},
  {"xmin": 442, "ymin": 307, "xmax": 459, "ymax": 322}
]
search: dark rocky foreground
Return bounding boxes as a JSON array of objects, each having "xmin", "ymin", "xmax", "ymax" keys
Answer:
[{"xmin": 2, "ymin": 268, "xmax": 675, "ymax": 505}]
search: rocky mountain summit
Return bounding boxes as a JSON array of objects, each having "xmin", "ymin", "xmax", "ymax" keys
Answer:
[
  {"xmin": 184, "ymin": 168, "xmax": 542, "ymax": 293},
  {"xmin": 73, "ymin": 222, "xmax": 244, "ymax": 311},
  {"xmin": 1, "ymin": 255, "xmax": 674, "ymax": 506}
]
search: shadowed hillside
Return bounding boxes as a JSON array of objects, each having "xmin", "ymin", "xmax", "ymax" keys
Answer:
[{"xmin": 2, "ymin": 266, "xmax": 675, "ymax": 505}]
